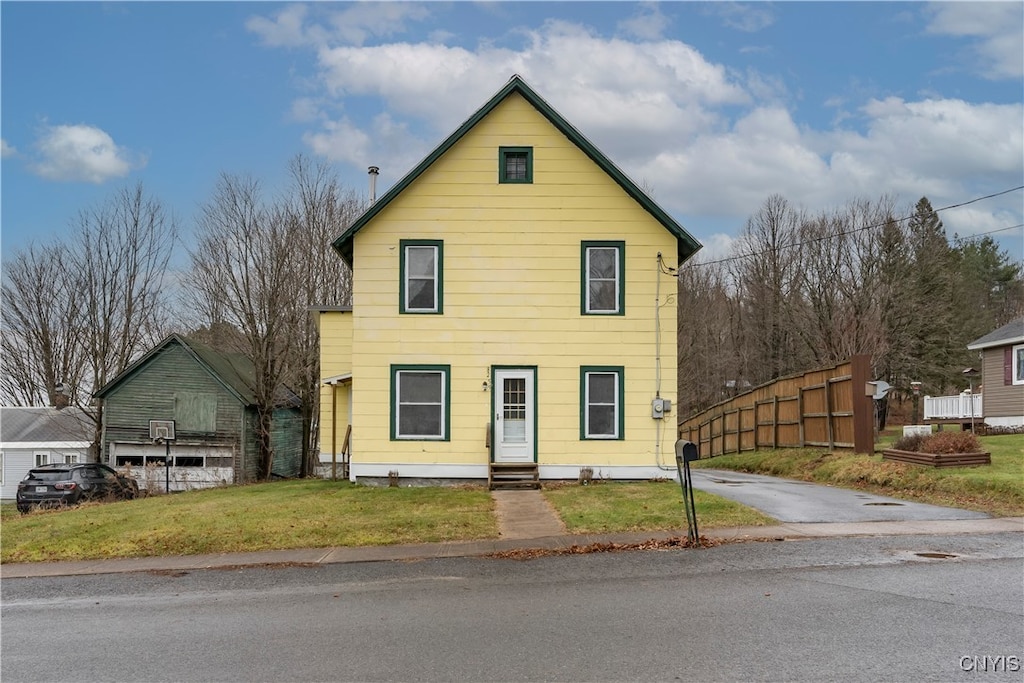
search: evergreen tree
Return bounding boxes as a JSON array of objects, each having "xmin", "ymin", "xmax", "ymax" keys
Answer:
[{"xmin": 905, "ymin": 197, "xmax": 959, "ymax": 393}]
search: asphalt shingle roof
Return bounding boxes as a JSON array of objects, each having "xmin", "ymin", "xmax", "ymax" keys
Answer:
[
  {"xmin": 967, "ymin": 317, "xmax": 1024, "ymax": 350},
  {"xmin": 0, "ymin": 406, "xmax": 94, "ymax": 445}
]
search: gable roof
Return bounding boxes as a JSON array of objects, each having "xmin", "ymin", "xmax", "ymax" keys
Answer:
[
  {"xmin": 0, "ymin": 406, "xmax": 93, "ymax": 448},
  {"xmin": 333, "ymin": 74, "xmax": 702, "ymax": 266},
  {"xmin": 94, "ymin": 334, "xmax": 299, "ymax": 408},
  {"xmin": 967, "ymin": 317, "xmax": 1024, "ymax": 350}
]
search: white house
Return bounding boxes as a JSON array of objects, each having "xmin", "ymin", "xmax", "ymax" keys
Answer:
[{"xmin": 0, "ymin": 406, "xmax": 94, "ymax": 500}]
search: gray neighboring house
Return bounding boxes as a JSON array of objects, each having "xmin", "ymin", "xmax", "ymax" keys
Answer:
[
  {"xmin": 93, "ymin": 334, "xmax": 303, "ymax": 491},
  {"xmin": 0, "ymin": 406, "xmax": 94, "ymax": 500},
  {"xmin": 967, "ymin": 316, "xmax": 1024, "ymax": 428}
]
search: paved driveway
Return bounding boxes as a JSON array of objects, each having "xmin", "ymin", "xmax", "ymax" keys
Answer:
[{"xmin": 690, "ymin": 469, "xmax": 991, "ymax": 523}]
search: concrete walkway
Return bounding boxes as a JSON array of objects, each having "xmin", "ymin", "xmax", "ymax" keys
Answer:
[{"xmin": 492, "ymin": 489, "xmax": 566, "ymax": 539}]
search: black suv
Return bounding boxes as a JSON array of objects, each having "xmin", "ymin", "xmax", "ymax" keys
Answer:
[{"xmin": 16, "ymin": 463, "xmax": 139, "ymax": 513}]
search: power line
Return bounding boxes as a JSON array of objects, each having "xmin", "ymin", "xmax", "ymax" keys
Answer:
[{"xmin": 681, "ymin": 186, "xmax": 1024, "ymax": 270}]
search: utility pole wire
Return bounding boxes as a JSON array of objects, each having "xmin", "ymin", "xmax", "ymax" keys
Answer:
[{"xmin": 680, "ymin": 186, "xmax": 1024, "ymax": 271}]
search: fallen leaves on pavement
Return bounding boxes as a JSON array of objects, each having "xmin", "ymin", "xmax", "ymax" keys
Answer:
[{"xmin": 487, "ymin": 535, "xmax": 722, "ymax": 560}]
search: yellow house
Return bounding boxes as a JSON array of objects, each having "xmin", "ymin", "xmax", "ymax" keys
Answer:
[{"xmin": 319, "ymin": 75, "xmax": 701, "ymax": 487}]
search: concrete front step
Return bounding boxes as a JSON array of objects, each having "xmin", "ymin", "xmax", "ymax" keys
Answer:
[{"xmin": 488, "ymin": 463, "xmax": 540, "ymax": 490}]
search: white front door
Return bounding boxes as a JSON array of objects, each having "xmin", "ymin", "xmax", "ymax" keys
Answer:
[{"xmin": 494, "ymin": 368, "xmax": 535, "ymax": 463}]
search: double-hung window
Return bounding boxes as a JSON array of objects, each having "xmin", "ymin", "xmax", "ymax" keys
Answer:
[
  {"xmin": 1013, "ymin": 344, "xmax": 1024, "ymax": 385},
  {"xmin": 400, "ymin": 240, "xmax": 443, "ymax": 314},
  {"xmin": 392, "ymin": 365, "xmax": 450, "ymax": 440},
  {"xmin": 582, "ymin": 241, "xmax": 625, "ymax": 315},
  {"xmin": 499, "ymin": 147, "xmax": 533, "ymax": 184},
  {"xmin": 580, "ymin": 366, "xmax": 624, "ymax": 440}
]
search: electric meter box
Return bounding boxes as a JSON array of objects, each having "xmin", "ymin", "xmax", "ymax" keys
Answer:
[{"xmin": 651, "ymin": 398, "xmax": 672, "ymax": 419}]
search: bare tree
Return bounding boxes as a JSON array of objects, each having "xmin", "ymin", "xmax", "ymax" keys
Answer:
[
  {"xmin": 1, "ymin": 243, "xmax": 84, "ymax": 406},
  {"xmin": 74, "ymin": 183, "xmax": 180, "ymax": 397},
  {"xmin": 2, "ymin": 183, "xmax": 178, "ymax": 441},
  {"xmin": 279, "ymin": 155, "xmax": 360, "ymax": 476},
  {"xmin": 186, "ymin": 158, "xmax": 362, "ymax": 480},
  {"xmin": 793, "ymin": 197, "xmax": 898, "ymax": 367},
  {"xmin": 729, "ymin": 194, "xmax": 808, "ymax": 385},
  {"xmin": 677, "ymin": 259, "xmax": 743, "ymax": 416},
  {"xmin": 188, "ymin": 173, "xmax": 291, "ymax": 480}
]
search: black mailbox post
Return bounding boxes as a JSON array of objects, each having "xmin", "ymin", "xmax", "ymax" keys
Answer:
[{"xmin": 674, "ymin": 440, "xmax": 700, "ymax": 543}]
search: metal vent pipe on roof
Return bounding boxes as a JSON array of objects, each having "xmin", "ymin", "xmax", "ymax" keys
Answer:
[{"xmin": 368, "ymin": 166, "xmax": 379, "ymax": 203}]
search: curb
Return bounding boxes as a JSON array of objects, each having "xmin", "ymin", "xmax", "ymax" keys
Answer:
[{"xmin": 2, "ymin": 518, "xmax": 1020, "ymax": 580}]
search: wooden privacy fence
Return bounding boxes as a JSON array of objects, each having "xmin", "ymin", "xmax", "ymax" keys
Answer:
[{"xmin": 678, "ymin": 355, "xmax": 875, "ymax": 457}]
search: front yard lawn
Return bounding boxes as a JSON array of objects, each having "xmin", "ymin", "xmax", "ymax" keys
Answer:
[
  {"xmin": 1, "ymin": 478, "xmax": 778, "ymax": 564},
  {"xmin": 1, "ymin": 480, "xmax": 497, "ymax": 564},
  {"xmin": 543, "ymin": 481, "xmax": 776, "ymax": 533}
]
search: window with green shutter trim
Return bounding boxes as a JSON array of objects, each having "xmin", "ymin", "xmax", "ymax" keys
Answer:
[
  {"xmin": 399, "ymin": 240, "xmax": 444, "ymax": 314},
  {"xmin": 391, "ymin": 365, "xmax": 451, "ymax": 440},
  {"xmin": 499, "ymin": 147, "xmax": 533, "ymax": 183},
  {"xmin": 581, "ymin": 241, "xmax": 625, "ymax": 315},
  {"xmin": 580, "ymin": 366, "xmax": 624, "ymax": 439}
]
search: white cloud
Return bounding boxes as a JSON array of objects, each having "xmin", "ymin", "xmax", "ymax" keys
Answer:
[
  {"xmin": 250, "ymin": 8, "xmax": 1022, "ymax": 250},
  {"xmin": 310, "ymin": 20, "xmax": 749, "ymax": 171},
  {"xmin": 941, "ymin": 204, "xmax": 1023, "ymax": 240},
  {"xmin": 704, "ymin": 2, "xmax": 776, "ymax": 33},
  {"xmin": 693, "ymin": 233, "xmax": 737, "ymax": 262},
  {"xmin": 247, "ymin": 2, "xmax": 432, "ymax": 48},
  {"xmin": 326, "ymin": 2, "xmax": 431, "ymax": 46},
  {"xmin": 289, "ymin": 97, "xmax": 324, "ymax": 123},
  {"xmin": 30, "ymin": 124, "xmax": 140, "ymax": 183},
  {"xmin": 1, "ymin": 139, "xmax": 16, "ymax": 158},
  {"xmin": 246, "ymin": 4, "xmax": 315, "ymax": 48},
  {"xmin": 925, "ymin": 2, "xmax": 1024, "ymax": 79},
  {"xmin": 617, "ymin": 2, "xmax": 671, "ymax": 40},
  {"xmin": 303, "ymin": 112, "xmax": 420, "ymax": 177}
]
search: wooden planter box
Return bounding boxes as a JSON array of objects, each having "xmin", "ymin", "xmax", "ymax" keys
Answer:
[{"xmin": 882, "ymin": 448, "xmax": 991, "ymax": 468}]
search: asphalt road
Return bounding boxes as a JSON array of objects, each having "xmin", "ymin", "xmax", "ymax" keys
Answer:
[
  {"xmin": 690, "ymin": 468, "xmax": 992, "ymax": 523},
  {"xmin": 3, "ymin": 532, "xmax": 1022, "ymax": 682}
]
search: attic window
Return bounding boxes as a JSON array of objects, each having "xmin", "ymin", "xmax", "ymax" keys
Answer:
[{"xmin": 499, "ymin": 147, "xmax": 532, "ymax": 184}]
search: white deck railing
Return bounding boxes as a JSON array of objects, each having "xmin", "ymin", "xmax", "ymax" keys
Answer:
[{"xmin": 923, "ymin": 393, "xmax": 983, "ymax": 420}]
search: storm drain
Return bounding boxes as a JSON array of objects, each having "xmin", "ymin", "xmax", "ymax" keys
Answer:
[
  {"xmin": 863, "ymin": 502, "xmax": 904, "ymax": 506},
  {"xmin": 915, "ymin": 552, "xmax": 958, "ymax": 559}
]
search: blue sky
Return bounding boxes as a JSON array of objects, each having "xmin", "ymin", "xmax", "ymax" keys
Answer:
[{"xmin": 3, "ymin": 1, "xmax": 1022, "ymax": 264}]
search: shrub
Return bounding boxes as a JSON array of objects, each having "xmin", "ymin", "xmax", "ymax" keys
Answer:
[
  {"xmin": 891, "ymin": 431, "xmax": 983, "ymax": 454},
  {"xmin": 920, "ymin": 431, "xmax": 983, "ymax": 454},
  {"xmin": 892, "ymin": 433, "xmax": 929, "ymax": 452}
]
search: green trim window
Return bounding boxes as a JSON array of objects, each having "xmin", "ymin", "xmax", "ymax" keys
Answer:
[
  {"xmin": 581, "ymin": 241, "xmax": 625, "ymax": 315},
  {"xmin": 499, "ymin": 146, "xmax": 533, "ymax": 184},
  {"xmin": 400, "ymin": 240, "xmax": 443, "ymax": 314},
  {"xmin": 580, "ymin": 366, "xmax": 624, "ymax": 440},
  {"xmin": 1014, "ymin": 344, "xmax": 1024, "ymax": 385},
  {"xmin": 391, "ymin": 365, "xmax": 451, "ymax": 440}
]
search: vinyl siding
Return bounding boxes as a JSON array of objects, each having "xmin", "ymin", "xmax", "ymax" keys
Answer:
[
  {"xmin": 335, "ymin": 92, "xmax": 678, "ymax": 472},
  {"xmin": 319, "ymin": 311, "xmax": 353, "ymax": 458},
  {"xmin": 982, "ymin": 346, "xmax": 1024, "ymax": 419}
]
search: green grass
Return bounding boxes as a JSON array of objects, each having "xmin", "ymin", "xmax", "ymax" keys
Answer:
[
  {"xmin": 543, "ymin": 481, "xmax": 775, "ymax": 534},
  {"xmin": 1, "ymin": 477, "xmax": 779, "ymax": 564},
  {"xmin": 1, "ymin": 480, "xmax": 497, "ymax": 564},
  {"xmin": 19, "ymin": 435, "xmax": 1012, "ymax": 564},
  {"xmin": 692, "ymin": 433, "xmax": 1024, "ymax": 517}
]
